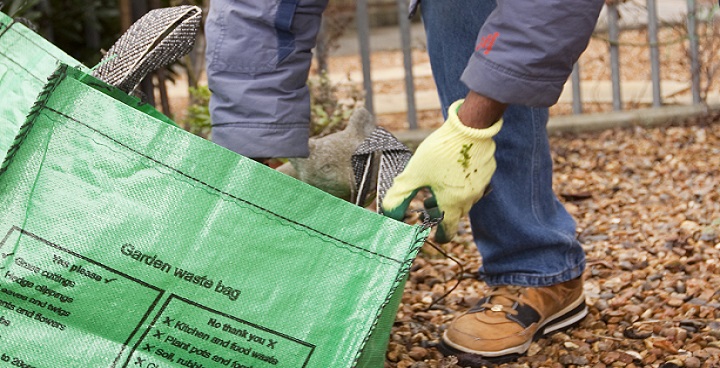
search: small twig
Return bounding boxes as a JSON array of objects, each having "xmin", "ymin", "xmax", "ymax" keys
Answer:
[
  {"xmin": 587, "ymin": 259, "xmax": 615, "ymax": 269},
  {"xmin": 591, "ymin": 333, "xmax": 625, "ymax": 341},
  {"xmin": 633, "ymin": 318, "xmax": 719, "ymax": 325}
]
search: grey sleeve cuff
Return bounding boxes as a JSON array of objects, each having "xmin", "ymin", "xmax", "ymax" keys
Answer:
[
  {"xmin": 460, "ymin": 0, "xmax": 605, "ymax": 107},
  {"xmin": 461, "ymin": 56, "xmax": 567, "ymax": 107},
  {"xmin": 212, "ymin": 123, "xmax": 310, "ymax": 159}
]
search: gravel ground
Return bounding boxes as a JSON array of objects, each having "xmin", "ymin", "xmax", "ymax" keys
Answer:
[
  {"xmin": 386, "ymin": 112, "xmax": 720, "ymax": 368},
  {"xmin": 319, "ymin": 23, "xmax": 720, "ymax": 368}
]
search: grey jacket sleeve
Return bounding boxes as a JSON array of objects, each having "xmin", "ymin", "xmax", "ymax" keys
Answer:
[
  {"xmin": 205, "ymin": 0, "xmax": 328, "ymax": 158},
  {"xmin": 461, "ymin": 0, "xmax": 604, "ymax": 107}
]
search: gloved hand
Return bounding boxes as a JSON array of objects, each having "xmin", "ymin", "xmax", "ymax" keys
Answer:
[
  {"xmin": 381, "ymin": 99, "xmax": 503, "ymax": 243},
  {"xmin": 276, "ymin": 107, "xmax": 377, "ymax": 201}
]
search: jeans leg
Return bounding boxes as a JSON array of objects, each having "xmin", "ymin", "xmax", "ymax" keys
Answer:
[
  {"xmin": 470, "ymin": 107, "xmax": 585, "ymax": 287},
  {"xmin": 420, "ymin": 0, "xmax": 585, "ymax": 287},
  {"xmin": 420, "ymin": 0, "xmax": 496, "ymax": 116}
]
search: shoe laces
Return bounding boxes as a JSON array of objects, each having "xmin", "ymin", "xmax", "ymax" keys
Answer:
[{"xmin": 480, "ymin": 285, "xmax": 527, "ymax": 316}]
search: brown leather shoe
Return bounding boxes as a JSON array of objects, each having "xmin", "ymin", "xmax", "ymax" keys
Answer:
[{"xmin": 440, "ymin": 277, "xmax": 587, "ymax": 365}]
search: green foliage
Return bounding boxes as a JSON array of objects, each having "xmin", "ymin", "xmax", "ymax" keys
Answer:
[
  {"xmin": 181, "ymin": 72, "xmax": 363, "ymax": 141},
  {"xmin": 308, "ymin": 70, "xmax": 362, "ymax": 137},
  {"xmin": 182, "ymin": 85, "xmax": 212, "ymax": 138},
  {"xmin": 2, "ymin": 0, "xmax": 121, "ymax": 66}
]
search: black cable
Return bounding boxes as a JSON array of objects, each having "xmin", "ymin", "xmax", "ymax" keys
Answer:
[{"xmin": 423, "ymin": 238, "xmax": 467, "ymax": 311}]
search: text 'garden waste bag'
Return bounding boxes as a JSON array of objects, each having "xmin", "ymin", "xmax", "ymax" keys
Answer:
[{"xmin": 0, "ymin": 64, "xmax": 429, "ymax": 367}]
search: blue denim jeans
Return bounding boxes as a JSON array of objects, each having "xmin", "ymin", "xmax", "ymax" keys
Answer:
[{"xmin": 419, "ymin": 0, "xmax": 585, "ymax": 287}]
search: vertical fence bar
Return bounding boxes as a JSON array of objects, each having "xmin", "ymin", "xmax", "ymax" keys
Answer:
[
  {"xmin": 687, "ymin": 0, "xmax": 702, "ymax": 104},
  {"xmin": 356, "ymin": 0, "xmax": 374, "ymax": 114},
  {"xmin": 647, "ymin": 0, "xmax": 662, "ymax": 107},
  {"xmin": 608, "ymin": 3, "xmax": 622, "ymax": 111},
  {"xmin": 397, "ymin": 0, "xmax": 417, "ymax": 130},
  {"xmin": 571, "ymin": 63, "xmax": 583, "ymax": 114},
  {"xmin": 315, "ymin": 18, "xmax": 328, "ymax": 74}
]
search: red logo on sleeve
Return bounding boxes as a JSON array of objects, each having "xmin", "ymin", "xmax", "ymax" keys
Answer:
[{"xmin": 475, "ymin": 32, "xmax": 499, "ymax": 55}]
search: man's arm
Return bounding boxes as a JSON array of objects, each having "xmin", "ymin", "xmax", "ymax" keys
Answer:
[
  {"xmin": 382, "ymin": 1, "xmax": 605, "ymax": 241},
  {"xmin": 461, "ymin": 0, "xmax": 605, "ymax": 107},
  {"xmin": 457, "ymin": 91, "xmax": 507, "ymax": 129}
]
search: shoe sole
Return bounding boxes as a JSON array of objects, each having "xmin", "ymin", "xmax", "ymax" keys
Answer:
[{"xmin": 438, "ymin": 295, "xmax": 588, "ymax": 367}]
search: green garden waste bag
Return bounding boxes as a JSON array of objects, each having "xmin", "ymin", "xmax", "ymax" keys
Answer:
[
  {"xmin": 0, "ymin": 64, "xmax": 429, "ymax": 367},
  {"xmin": 0, "ymin": 11, "xmax": 89, "ymax": 162}
]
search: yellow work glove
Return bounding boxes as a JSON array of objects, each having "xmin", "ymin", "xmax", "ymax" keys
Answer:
[{"xmin": 382, "ymin": 99, "xmax": 503, "ymax": 243}]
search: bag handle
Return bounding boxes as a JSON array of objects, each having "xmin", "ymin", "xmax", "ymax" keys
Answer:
[
  {"xmin": 91, "ymin": 5, "xmax": 201, "ymax": 93},
  {"xmin": 351, "ymin": 128, "xmax": 412, "ymax": 212}
]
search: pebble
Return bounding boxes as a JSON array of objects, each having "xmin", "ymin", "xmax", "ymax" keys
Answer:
[
  {"xmin": 663, "ymin": 359, "xmax": 685, "ymax": 367},
  {"xmin": 527, "ymin": 343, "xmax": 542, "ymax": 357},
  {"xmin": 602, "ymin": 352, "xmax": 620, "ymax": 364},
  {"xmin": 407, "ymin": 347, "xmax": 428, "ymax": 360},
  {"xmin": 693, "ymin": 349, "xmax": 711, "ymax": 359},
  {"xmin": 675, "ymin": 328, "xmax": 688, "ymax": 341},
  {"xmin": 594, "ymin": 340, "xmax": 614, "ymax": 352},
  {"xmin": 559, "ymin": 354, "xmax": 589, "ymax": 365},
  {"xmin": 622, "ymin": 304, "xmax": 644, "ymax": 317},
  {"xmin": 564, "ymin": 341, "xmax": 580, "ymax": 350},
  {"xmin": 623, "ymin": 350, "xmax": 643, "ymax": 361},
  {"xmin": 684, "ymin": 357, "xmax": 701, "ymax": 368}
]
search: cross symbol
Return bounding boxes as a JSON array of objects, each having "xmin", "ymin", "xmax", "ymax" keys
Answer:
[{"xmin": 163, "ymin": 316, "xmax": 174, "ymax": 326}]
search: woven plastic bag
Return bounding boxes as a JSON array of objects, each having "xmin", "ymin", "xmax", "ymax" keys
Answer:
[
  {"xmin": 1, "ymin": 5, "xmax": 199, "ymax": 161},
  {"xmin": 0, "ymin": 12, "xmax": 90, "ymax": 161},
  {"xmin": 0, "ymin": 64, "xmax": 428, "ymax": 367}
]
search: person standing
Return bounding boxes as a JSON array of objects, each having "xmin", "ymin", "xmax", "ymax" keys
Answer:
[{"xmin": 205, "ymin": 0, "xmax": 604, "ymax": 364}]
